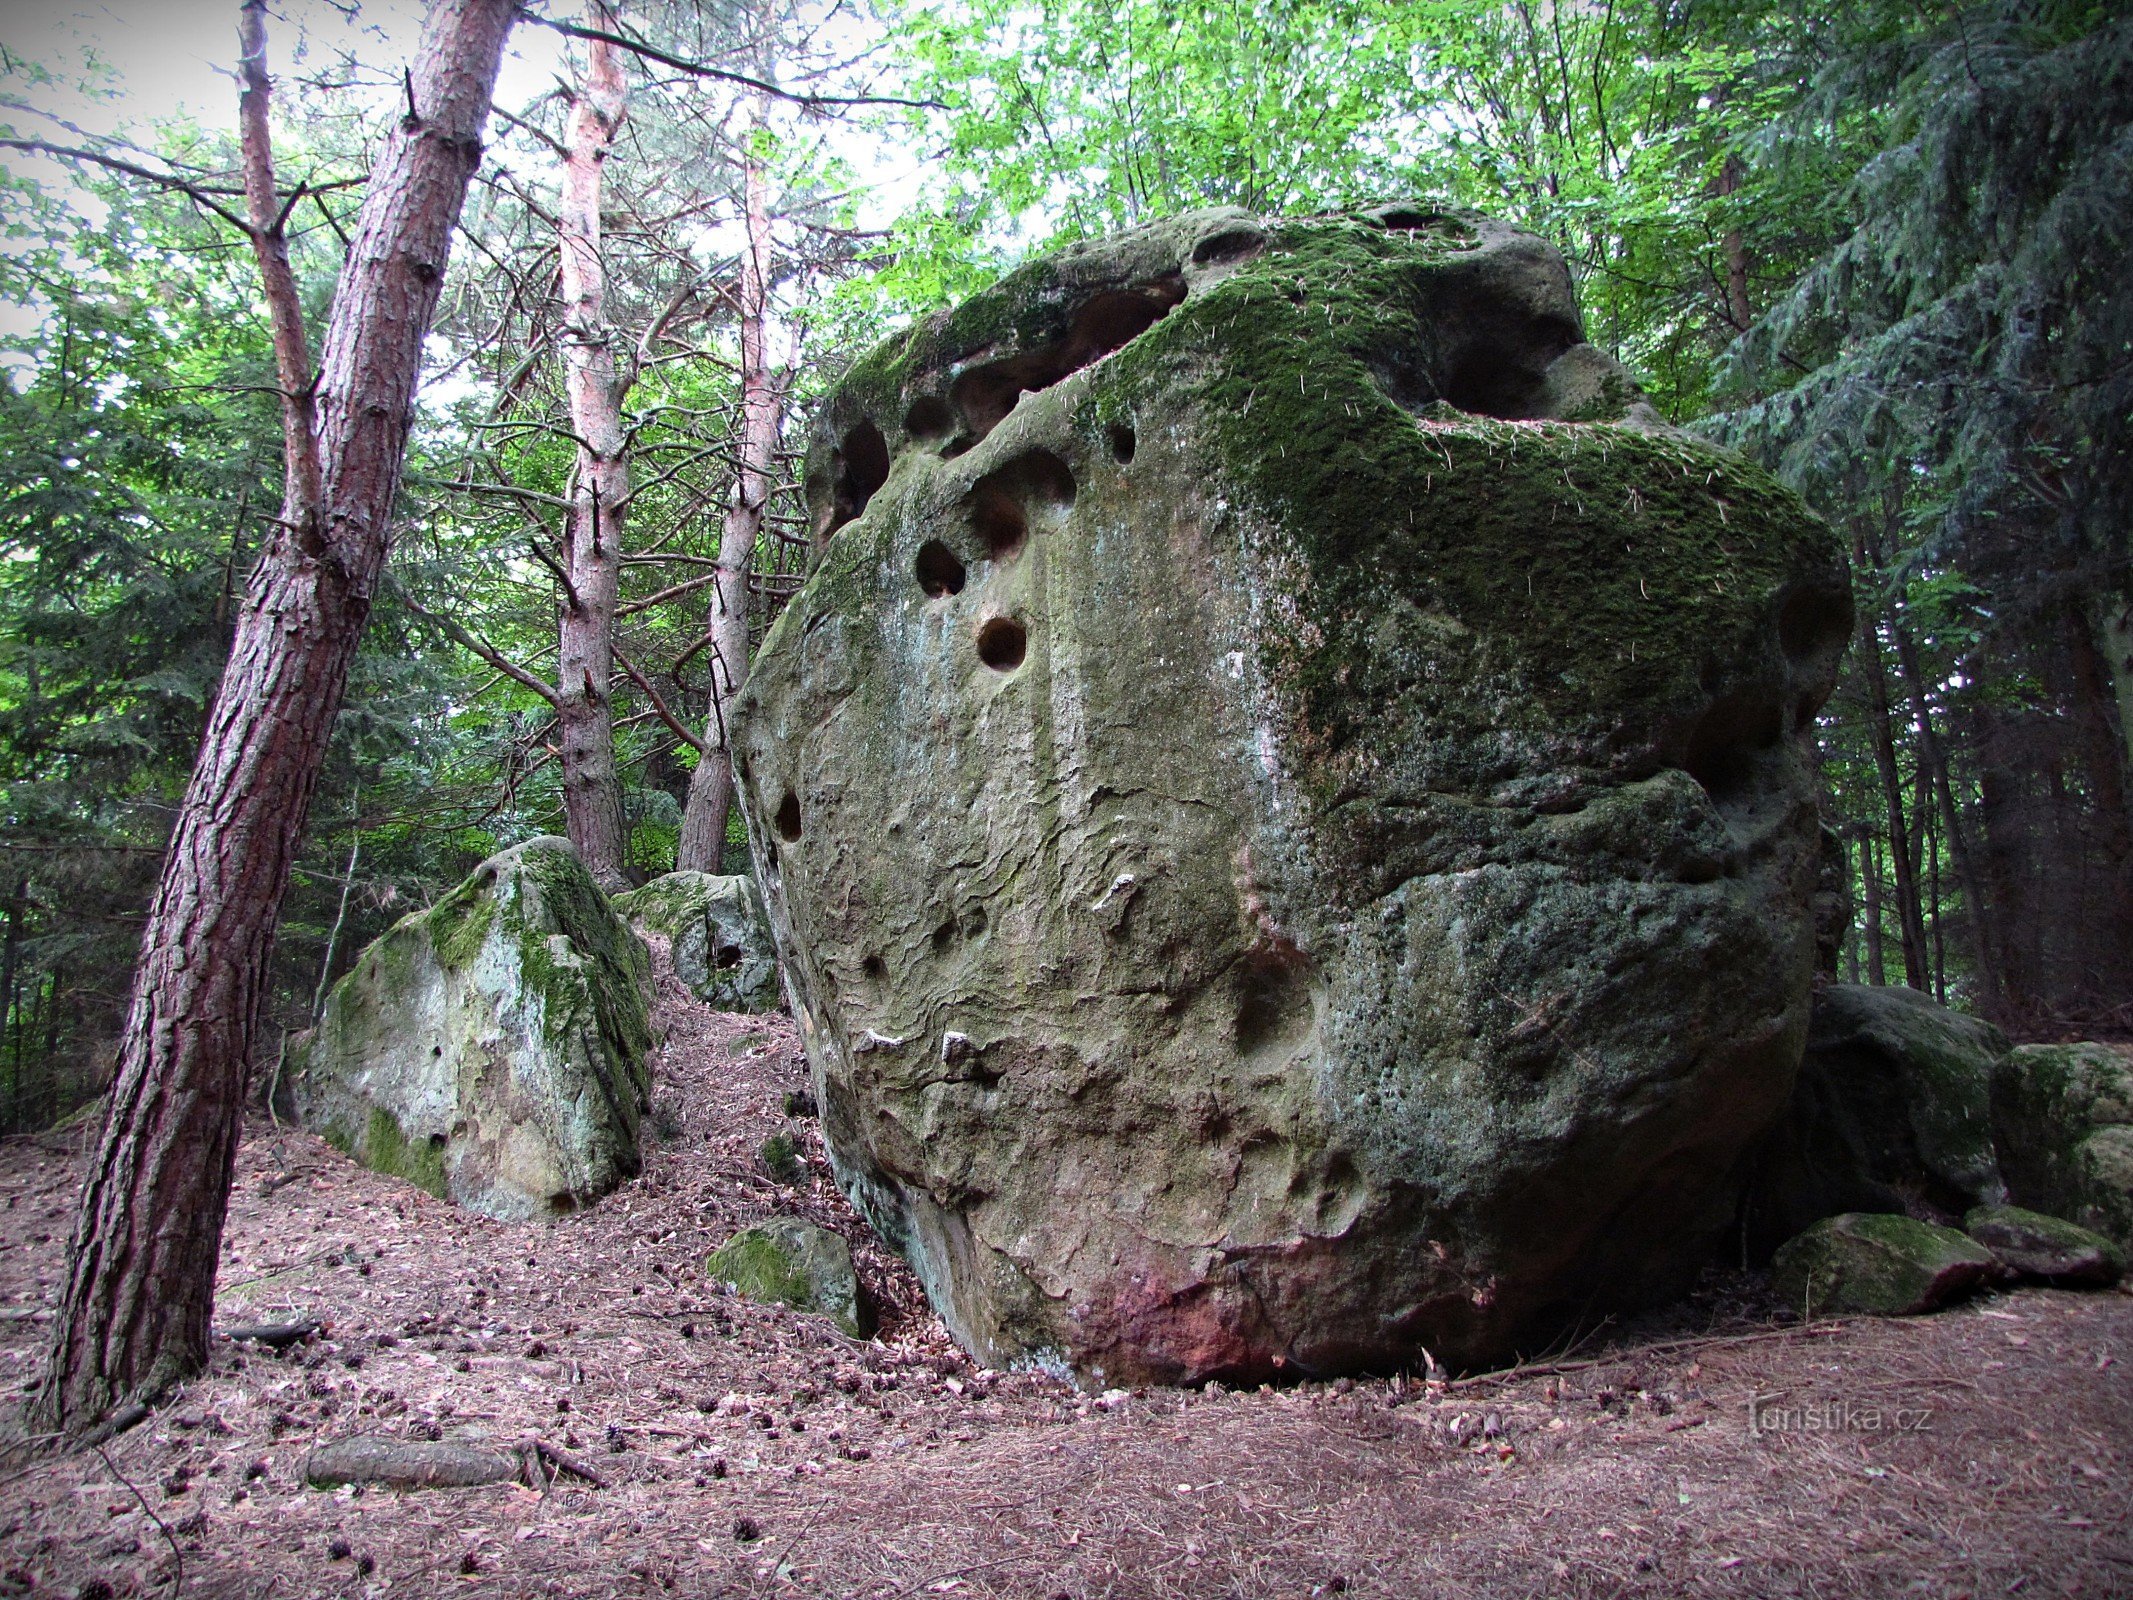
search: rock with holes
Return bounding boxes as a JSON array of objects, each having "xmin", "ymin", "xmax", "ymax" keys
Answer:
[
  {"xmin": 736, "ymin": 206, "xmax": 1851, "ymax": 1382},
  {"xmin": 288, "ymin": 837, "xmax": 654, "ymax": 1221},
  {"xmin": 614, "ymin": 871, "xmax": 782, "ymax": 1012}
]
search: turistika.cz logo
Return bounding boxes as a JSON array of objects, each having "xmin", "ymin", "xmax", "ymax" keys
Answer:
[{"xmin": 1747, "ymin": 1395, "xmax": 1934, "ymax": 1436}]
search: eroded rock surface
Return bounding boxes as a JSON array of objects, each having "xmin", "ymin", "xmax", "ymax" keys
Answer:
[
  {"xmin": 1739, "ymin": 983, "xmax": 2008, "ymax": 1254},
  {"xmin": 1992, "ymin": 1042, "xmax": 2133, "ymax": 1251},
  {"xmin": 1772, "ymin": 1213, "xmax": 1997, "ymax": 1317},
  {"xmin": 615, "ymin": 871, "xmax": 782, "ymax": 1012},
  {"xmin": 290, "ymin": 837, "xmax": 654, "ymax": 1221},
  {"xmin": 736, "ymin": 207, "xmax": 1849, "ymax": 1381}
]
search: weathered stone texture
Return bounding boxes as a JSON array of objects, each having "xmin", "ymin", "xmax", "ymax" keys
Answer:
[
  {"xmin": 1738, "ymin": 982, "xmax": 2008, "ymax": 1254},
  {"xmin": 736, "ymin": 207, "xmax": 1850, "ymax": 1381},
  {"xmin": 615, "ymin": 871, "xmax": 782, "ymax": 1012},
  {"xmin": 1992, "ymin": 1041, "xmax": 2133, "ymax": 1251},
  {"xmin": 290, "ymin": 837, "xmax": 653, "ymax": 1221},
  {"xmin": 1771, "ymin": 1213, "xmax": 1997, "ymax": 1317}
]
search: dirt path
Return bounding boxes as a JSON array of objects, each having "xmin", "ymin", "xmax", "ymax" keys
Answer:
[{"xmin": 2, "ymin": 961, "xmax": 2127, "ymax": 1598}]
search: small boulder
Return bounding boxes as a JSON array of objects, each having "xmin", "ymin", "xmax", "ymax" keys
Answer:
[
  {"xmin": 705, "ymin": 1217, "xmax": 872, "ymax": 1337},
  {"xmin": 1771, "ymin": 1213, "xmax": 1998, "ymax": 1317},
  {"xmin": 1963, "ymin": 1204, "xmax": 2123, "ymax": 1286},
  {"xmin": 1990, "ymin": 1042, "xmax": 2133, "ymax": 1252},
  {"xmin": 1740, "ymin": 984, "xmax": 2008, "ymax": 1254},
  {"xmin": 614, "ymin": 872, "xmax": 781, "ymax": 1012},
  {"xmin": 290, "ymin": 837, "xmax": 653, "ymax": 1221}
]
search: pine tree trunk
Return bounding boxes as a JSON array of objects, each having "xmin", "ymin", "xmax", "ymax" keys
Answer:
[
  {"xmin": 27, "ymin": 0, "xmax": 514, "ymax": 1443},
  {"xmin": 678, "ymin": 105, "xmax": 780, "ymax": 874},
  {"xmin": 1853, "ymin": 525, "xmax": 1930, "ymax": 990},
  {"xmin": 554, "ymin": 4, "xmax": 632, "ymax": 891},
  {"xmin": 1889, "ymin": 617, "xmax": 2000, "ymax": 1013},
  {"xmin": 1862, "ymin": 831, "xmax": 1887, "ymax": 986}
]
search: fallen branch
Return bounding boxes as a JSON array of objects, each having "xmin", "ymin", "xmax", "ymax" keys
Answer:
[
  {"xmin": 307, "ymin": 1435, "xmax": 520, "ymax": 1490},
  {"xmin": 220, "ymin": 1319, "xmax": 322, "ymax": 1350},
  {"xmin": 517, "ymin": 1431, "xmax": 609, "ymax": 1491},
  {"xmin": 1446, "ymin": 1319, "xmax": 1853, "ymax": 1392},
  {"xmin": 303, "ymin": 1432, "xmax": 608, "ymax": 1491}
]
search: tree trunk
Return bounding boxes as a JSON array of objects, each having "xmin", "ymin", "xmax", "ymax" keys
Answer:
[
  {"xmin": 553, "ymin": 2, "xmax": 632, "ymax": 890},
  {"xmin": 28, "ymin": 0, "xmax": 514, "ymax": 1444},
  {"xmin": 1861, "ymin": 829, "xmax": 1886, "ymax": 986},
  {"xmin": 678, "ymin": 99, "xmax": 780, "ymax": 873},
  {"xmin": 1853, "ymin": 524, "xmax": 1930, "ymax": 990},
  {"xmin": 1715, "ymin": 153, "xmax": 1752, "ymax": 332},
  {"xmin": 1889, "ymin": 616, "xmax": 2000, "ymax": 1011}
]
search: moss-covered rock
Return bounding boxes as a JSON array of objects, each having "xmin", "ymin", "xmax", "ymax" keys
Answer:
[
  {"xmin": 1738, "ymin": 984, "xmax": 2008, "ymax": 1254},
  {"xmin": 613, "ymin": 871, "xmax": 781, "ymax": 1012},
  {"xmin": 1771, "ymin": 1213, "xmax": 1999, "ymax": 1317},
  {"xmin": 289, "ymin": 837, "xmax": 654, "ymax": 1221},
  {"xmin": 1963, "ymin": 1204, "xmax": 2123, "ymax": 1286},
  {"xmin": 1991, "ymin": 1042, "xmax": 2133, "ymax": 1251},
  {"xmin": 705, "ymin": 1217, "xmax": 871, "ymax": 1336},
  {"xmin": 735, "ymin": 206, "xmax": 1849, "ymax": 1383}
]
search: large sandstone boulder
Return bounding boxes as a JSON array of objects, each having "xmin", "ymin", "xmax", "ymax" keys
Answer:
[
  {"xmin": 1991, "ymin": 1042, "xmax": 2133, "ymax": 1251},
  {"xmin": 1738, "ymin": 983, "xmax": 2008, "ymax": 1254},
  {"xmin": 290, "ymin": 837, "xmax": 654, "ymax": 1221},
  {"xmin": 734, "ymin": 207, "xmax": 1850, "ymax": 1382},
  {"xmin": 614, "ymin": 871, "xmax": 782, "ymax": 1012}
]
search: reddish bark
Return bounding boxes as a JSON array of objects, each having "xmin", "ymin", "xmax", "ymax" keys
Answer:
[
  {"xmin": 554, "ymin": 2, "xmax": 633, "ymax": 890},
  {"xmin": 678, "ymin": 106, "xmax": 781, "ymax": 873},
  {"xmin": 28, "ymin": 0, "xmax": 515, "ymax": 1442}
]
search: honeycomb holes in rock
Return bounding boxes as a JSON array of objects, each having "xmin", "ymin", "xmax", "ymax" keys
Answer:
[
  {"xmin": 1683, "ymin": 692, "xmax": 1785, "ymax": 810},
  {"xmin": 946, "ymin": 278, "xmax": 1185, "ymax": 446},
  {"xmin": 916, "ymin": 540, "xmax": 967, "ymax": 598},
  {"xmin": 976, "ymin": 616, "xmax": 1028, "ymax": 672},
  {"xmin": 1437, "ymin": 312, "xmax": 1582, "ymax": 420},
  {"xmin": 775, "ymin": 791, "xmax": 803, "ymax": 843},
  {"xmin": 1107, "ymin": 423, "xmax": 1136, "ymax": 464},
  {"xmin": 968, "ymin": 449, "xmax": 1076, "ymax": 562},
  {"xmin": 823, "ymin": 419, "xmax": 890, "ymax": 541},
  {"xmin": 1777, "ymin": 582, "xmax": 1855, "ymax": 729}
]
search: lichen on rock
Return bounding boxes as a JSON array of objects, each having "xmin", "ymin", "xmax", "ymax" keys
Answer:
[
  {"xmin": 289, "ymin": 837, "xmax": 654, "ymax": 1221},
  {"xmin": 736, "ymin": 205, "xmax": 1850, "ymax": 1382},
  {"xmin": 614, "ymin": 871, "xmax": 782, "ymax": 1012},
  {"xmin": 1963, "ymin": 1204, "xmax": 2123, "ymax": 1286}
]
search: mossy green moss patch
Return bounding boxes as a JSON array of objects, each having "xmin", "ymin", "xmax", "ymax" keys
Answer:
[
  {"xmin": 705, "ymin": 1217, "xmax": 871, "ymax": 1337},
  {"xmin": 1772, "ymin": 1213, "xmax": 1997, "ymax": 1317}
]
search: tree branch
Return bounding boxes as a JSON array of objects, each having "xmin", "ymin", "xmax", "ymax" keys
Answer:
[
  {"xmin": 238, "ymin": 0, "xmax": 328, "ymax": 561},
  {"xmin": 391, "ymin": 579, "xmax": 561, "ymax": 706},
  {"xmin": 0, "ymin": 137, "xmax": 255, "ymax": 235},
  {"xmin": 522, "ymin": 12, "xmax": 945, "ymax": 110},
  {"xmin": 614, "ymin": 647, "xmax": 708, "ymax": 753}
]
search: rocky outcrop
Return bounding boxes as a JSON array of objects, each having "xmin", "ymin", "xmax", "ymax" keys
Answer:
[
  {"xmin": 1963, "ymin": 1204, "xmax": 2122, "ymax": 1286},
  {"xmin": 1991, "ymin": 1042, "xmax": 2133, "ymax": 1251},
  {"xmin": 290, "ymin": 837, "xmax": 654, "ymax": 1221},
  {"xmin": 614, "ymin": 871, "xmax": 782, "ymax": 1012},
  {"xmin": 706, "ymin": 1218, "xmax": 872, "ymax": 1337},
  {"xmin": 1739, "ymin": 983, "xmax": 2008, "ymax": 1254},
  {"xmin": 735, "ymin": 206, "xmax": 1850, "ymax": 1382},
  {"xmin": 1771, "ymin": 1213, "xmax": 1997, "ymax": 1317}
]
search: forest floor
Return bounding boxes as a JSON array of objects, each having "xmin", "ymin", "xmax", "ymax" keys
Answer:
[{"xmin": 0, "ymin": 950, "xmax": 2128, "ymax": 1600}]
